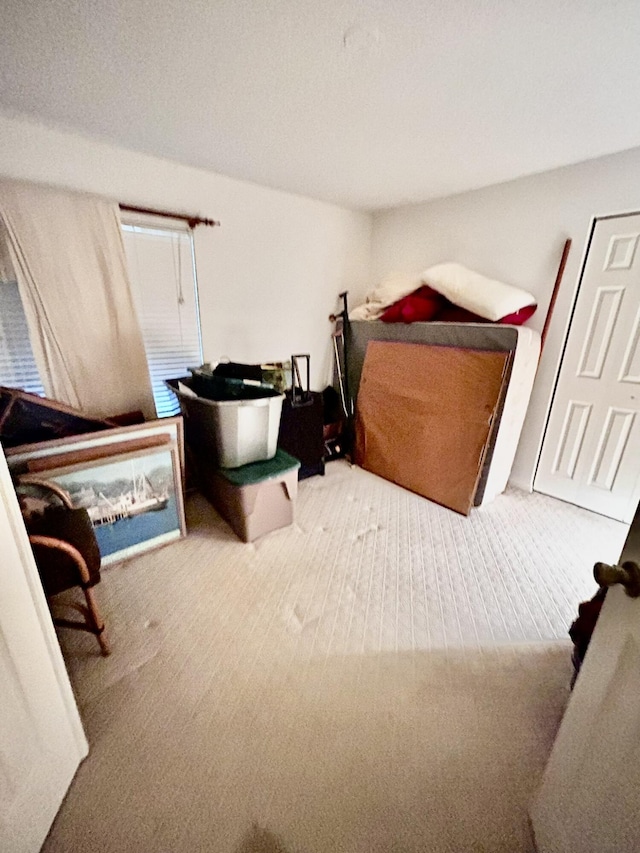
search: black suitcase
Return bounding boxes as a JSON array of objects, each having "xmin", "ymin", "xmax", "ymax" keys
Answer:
[{"xmin": 277, "ymin": 355, "xmax": 325, "ymax": 480}]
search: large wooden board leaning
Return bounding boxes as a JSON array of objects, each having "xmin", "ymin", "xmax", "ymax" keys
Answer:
[{"xmin": 354, "ymin": 341, "xmax": 510, "ymax": 515}]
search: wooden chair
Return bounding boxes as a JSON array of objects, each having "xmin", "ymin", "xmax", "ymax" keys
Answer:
[{"xmin": 18, "ymin": 479, "xmax": 111, "ymax": 656}]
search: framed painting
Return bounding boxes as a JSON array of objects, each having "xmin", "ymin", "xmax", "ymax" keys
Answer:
[
  {"xmin": 6, "ymin": 416, "xmax": 185, "ymax": 487},
  {"xmin": 20, "ymin": 443, "xmax": 185, "ymax": 566}
]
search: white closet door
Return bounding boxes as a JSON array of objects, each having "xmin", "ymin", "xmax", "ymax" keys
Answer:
[
  {"xmin": 0, "ymin": 447, "xmax": 87, "ymax": 853},
  {"xmin": 536, "ymin": 214, "xmax": 640, "ymax": 523}
]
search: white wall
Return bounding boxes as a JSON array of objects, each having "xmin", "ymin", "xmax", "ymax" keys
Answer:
[
  {"xmin": 0, "ymin": 112, "xmax": 372, "ymax": 390},
  {"xmin": 370, "ymin": 146, "xmax": 640, "ymax": 490}
]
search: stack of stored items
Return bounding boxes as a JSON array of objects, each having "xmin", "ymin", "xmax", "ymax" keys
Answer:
[{"xmin": 166, "ymin": 370, "xmax": 300, "ymax": 542}]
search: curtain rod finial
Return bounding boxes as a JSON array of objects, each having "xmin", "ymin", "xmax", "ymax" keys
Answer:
[{"xmin": 188, "ymin": 217, "xmax": 220, "ymax": 229}]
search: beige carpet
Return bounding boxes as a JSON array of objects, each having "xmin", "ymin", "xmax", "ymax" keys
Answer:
[{"xmin": 44, "ymin": 462, "xmax": 628, "ymax": 853}]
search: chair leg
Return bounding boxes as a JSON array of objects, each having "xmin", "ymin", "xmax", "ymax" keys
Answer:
[{"xmin": 83, "ymin": 587, "xmax": 111, "ymax": 656}]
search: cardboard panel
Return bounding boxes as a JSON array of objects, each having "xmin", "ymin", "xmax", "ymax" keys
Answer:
[{"xmin": 354, "ymin": 341, "xmax": 509, "ymax": 515}]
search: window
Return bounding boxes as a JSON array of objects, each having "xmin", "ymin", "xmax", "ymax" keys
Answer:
[
  {"xmin": 0, "ymin": 280, "xmax": 45, "ymax": 396},
  {"xmin": 0, "ymin": 218, "xmax": 203, "ymax": 418},
  {"xmin": 121, "ymin": 219, "xmax": 203, "ymax": 417}
]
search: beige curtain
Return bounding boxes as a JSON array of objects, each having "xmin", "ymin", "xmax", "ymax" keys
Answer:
[
  {"xmin": 0, "ymin": 222, "xmax": 15, "ymax": 284},
  {"xmin": 0, "ymin": 179, "xmax": 155, "ymax": 419}
]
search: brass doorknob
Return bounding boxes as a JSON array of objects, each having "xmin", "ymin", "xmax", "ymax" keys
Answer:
[{"xmin": 593, "ymin": 561, "xmax": 640, "ymax": 598}]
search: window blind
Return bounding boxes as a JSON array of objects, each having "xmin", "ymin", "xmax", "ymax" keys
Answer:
[
  {"xmin": 0, "ymin": 281, "xmax": 45, "ymax": 396},
  {"xmin": 121, "ymin": 222, "xmax": 203, "ymax": 417}
]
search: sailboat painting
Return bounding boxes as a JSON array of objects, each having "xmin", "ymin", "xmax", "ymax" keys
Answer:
[{"xmin": 22, "ymin": 443, "xmax": 185, "ymax": 565}]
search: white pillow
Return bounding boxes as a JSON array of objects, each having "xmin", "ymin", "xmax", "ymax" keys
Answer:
[{"xmin": 421, "ymin": 262, "xmax": 536, "ymax": 322}]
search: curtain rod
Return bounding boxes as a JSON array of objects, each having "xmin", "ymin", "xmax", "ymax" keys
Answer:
[{"xmin": 119, "ymin": 203, "xmax": 220, "ymax": 229}]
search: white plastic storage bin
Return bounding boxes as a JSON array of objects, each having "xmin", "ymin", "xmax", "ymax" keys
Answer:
[{"xmin": 166, "ymin": 378, "xmax": 284, "ymax": 468}]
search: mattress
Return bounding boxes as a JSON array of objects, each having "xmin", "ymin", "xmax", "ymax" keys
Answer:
[{"xmin": 346, "ymin": 321, "xmax": 541, "ymax": 506}]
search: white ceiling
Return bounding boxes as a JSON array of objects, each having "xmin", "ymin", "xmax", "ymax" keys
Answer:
[{"xmin": 2, "ymin": 0, "xmax": 640, "ymax": 210}]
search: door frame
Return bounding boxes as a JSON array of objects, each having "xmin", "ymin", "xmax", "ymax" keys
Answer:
[
  {"xmin": 0, "ymin": 442, "xmax": 87, "ymax": 753},
  {"xmin": 533, "ymin": 208, "xmax": 640, "ymax": 492}
]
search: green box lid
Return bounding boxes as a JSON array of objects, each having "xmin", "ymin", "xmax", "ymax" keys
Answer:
[{"xmin": 219, "ymin": 448, "xmax": 300, "ymax": 486}]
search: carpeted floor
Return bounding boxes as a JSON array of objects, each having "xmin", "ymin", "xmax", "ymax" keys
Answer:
[{"xmin": 43, "ymin": 462, "xmax": 628, "ymax": 853}]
